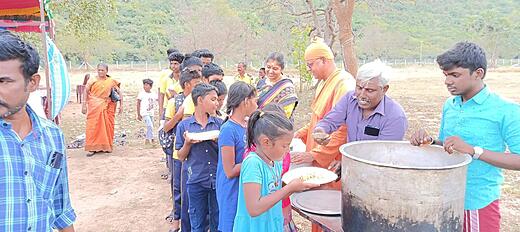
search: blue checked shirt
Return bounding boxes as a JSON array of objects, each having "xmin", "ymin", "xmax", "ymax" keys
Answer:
[{"xmin": 0, "ymin": 106, "xmax": 76, "ymax": 231}]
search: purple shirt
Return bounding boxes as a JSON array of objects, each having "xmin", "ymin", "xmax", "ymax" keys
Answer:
[{"xmin": 316, "ymin": 91, "xmax": 408, "ymax": 142}]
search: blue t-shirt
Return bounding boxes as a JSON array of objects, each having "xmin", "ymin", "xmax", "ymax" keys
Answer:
[
  {"xmin": 175, "ymin": 115, "xmax": 223, "ymax": 188},
  {"xmin": 216, "ymin": 120, "xmax": 247, "ymax": 232},
  {"xmin": 439, "ymin": 86, "xmax": 520, "ymax": 210},
  {"xmin": 233, "ymin": 152, "xmax": 284, "ymax": 232}
]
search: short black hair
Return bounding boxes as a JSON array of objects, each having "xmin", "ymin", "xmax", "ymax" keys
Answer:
[
  {"xmin": 238, "ymin": 62, "xmax": 247, "ymax": 68},
  {"xmin": 168, "ymin": 51, "xmax": 184, "ymax": 63},
  {"xmin": 180, "ymin": 69, "xmax": 202, "ymax": 89},
  {"xmin": 199, "ymin": 49, "xmax": 214, "ymax": 60},
  {"xmin": 259, "ymin": 67, "xmax": 265, "ymax": 71},
  {"xmin": 436, "ymin": 42, "xmax": 487, "ymax": 77},
  {"xmin": 209, "ymin": 80, "xmax": 227, "ymax": 97},
  {"xmin": 167, "ymin": 48, "xmax": 178, "ymax": 56},
  {"xmin": 181, "ymin": 55, "xmax": 203, "ymax": 71},
  {"xmin": 202, "ymin": 62, "xmax": 224, "ymax": 78},
  {"xmin": 143, "ymin": 78, "xmax": 153, "ymax": 86},
  {"xmin": 0, "ymin": 30, "xmax": 40, "ymax": 82},
  {"xmin": 192, "ymin": 83, "xmax": 218, "ymax": 106}
]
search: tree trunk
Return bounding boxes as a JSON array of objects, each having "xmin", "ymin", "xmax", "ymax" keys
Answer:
[
  {"xmin": 331, "ymin": 0, "xmax": 358, "ymax": 77},
  {"xmin": 305, "ymin": 0, "xmax": 322, "ymax": 38},
  {"xmin": 324, "ymin": 2, "xmax": 336, "ymax": 50}
]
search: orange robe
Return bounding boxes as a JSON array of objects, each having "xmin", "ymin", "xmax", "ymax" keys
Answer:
[
  {"xmin": 295, "ymin": 69, "xmax": 355, "ymax": 184},
  {"xmin": 85, "ymin": 77, "xmax": 120, "ymax": 152},
  {"xmin": 295, "ymin": 69, "xmax": 354, "ymax": 232}
]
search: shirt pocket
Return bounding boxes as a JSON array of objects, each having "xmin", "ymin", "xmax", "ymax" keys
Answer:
[{"xmin": 33, "ymin": 161, "xmax": 62, "ymax": 200}]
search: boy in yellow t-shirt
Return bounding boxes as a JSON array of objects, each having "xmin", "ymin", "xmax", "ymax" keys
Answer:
[
  {"xmin": 163, "ymin": 69, "xmax": 202, "ymax": 231},
  {"xmin": 158, "ymin": 51, "xmax": 184, "ymax": 123}
]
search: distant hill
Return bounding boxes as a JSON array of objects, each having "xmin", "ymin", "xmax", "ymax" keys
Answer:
[{"xmin": 48, "ymin": 0, "xmax": 519, "ymax": 64}]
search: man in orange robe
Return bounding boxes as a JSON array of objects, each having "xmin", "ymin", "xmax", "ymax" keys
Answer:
[
  {"xmin": 292, "ymin": 37, "xmax": 356, "ymax": 183},
  {"xmin": 291, "ymin": 37, "xmax": 356, "ymax": 232}
]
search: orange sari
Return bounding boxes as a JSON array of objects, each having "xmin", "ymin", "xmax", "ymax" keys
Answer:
[{"xmin": 85, "ymin": 77, "xmax": 120, "ymax": 152}]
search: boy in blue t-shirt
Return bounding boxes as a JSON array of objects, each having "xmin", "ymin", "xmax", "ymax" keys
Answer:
[{"xmin": 176, "ymin": 83, "xmax": 223, "ymax": 232}]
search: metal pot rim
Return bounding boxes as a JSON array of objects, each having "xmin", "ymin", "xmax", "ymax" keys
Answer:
[{"xmin": 340, "ymin": 140, "xmax": 472, "ymax": 170}]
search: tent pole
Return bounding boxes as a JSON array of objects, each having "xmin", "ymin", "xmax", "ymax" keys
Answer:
[{"xmin": 38, "ymin": 0, "xmax": 52, "ymax": 120}]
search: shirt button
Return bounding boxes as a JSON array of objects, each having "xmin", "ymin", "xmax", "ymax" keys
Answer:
[
  {"xmin": 24, "ymin": 171, "xmax": 28, "ymax": 175},
  {"xmin": 205, "ymin": 150, "xmax": 208, "ymax": 153},
  {"xmin": 208, "ymin": 162, "xmax": 211, "ymax": 165},
  {"xmin": 21, "ymin": 143, "xmax": 24, "ymax": 147},
  {"xmin": 27, "ymin": 226, "xmax": 31, "ymax": 231},
  {"xmin": 2, "ymin": 123, "xmax": 7, "ymax": 127},
  {"xmin": 210, "ymin": 174, "xmax": 213, "ymax": 176},
  {"xmin": 26, "ymin": 199, "xmax": 31, "ymax": 203}
]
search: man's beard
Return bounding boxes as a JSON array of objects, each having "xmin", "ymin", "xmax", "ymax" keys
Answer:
[{"xmin": 0, "ymin": 101, "xmax": 24, "ymax": 118}]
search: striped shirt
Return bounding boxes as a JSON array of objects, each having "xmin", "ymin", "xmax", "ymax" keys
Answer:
[{"xmin": 0, "ymin": 106, "xmax": 76, "ymax": 231}]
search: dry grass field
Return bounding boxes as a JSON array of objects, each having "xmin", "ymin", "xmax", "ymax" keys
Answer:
[{"xmin": 59, "ymin": 66, "xmax": 519, "ymax": 231}]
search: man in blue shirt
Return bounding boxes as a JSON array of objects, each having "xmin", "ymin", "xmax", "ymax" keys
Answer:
[
  {"xmin": 0, "ymin": 31, "xmax": 76, "ymax": 231},
  {"xmin": 176, "ymin": 83, "xmax": 222, "ymax": 232},
  {"xmin": 411, "ymin": 42, "xmax": 520, "ymax": 232}
]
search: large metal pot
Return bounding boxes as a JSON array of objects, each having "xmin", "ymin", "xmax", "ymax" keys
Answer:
[{"xmin": 340, "ymin": 141, "xmax": 472, "ymax": 232}]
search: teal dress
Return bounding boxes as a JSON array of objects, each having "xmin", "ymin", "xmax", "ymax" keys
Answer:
[{"xmin": 233, "ymin": 152, "xmax": 284, "ymax": 232}]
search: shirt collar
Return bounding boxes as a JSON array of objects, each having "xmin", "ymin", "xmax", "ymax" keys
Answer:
[
  {"xmin": 372, "ymin": 96, "xmax": 386, "ymax": 116},
  {"xmin": 453, "ymin": 85, "xmax": 490, "ymax": 105},
  {"xmin": 186, "ymin": 114, "xmax": 218, "ymax": 125},
  {"xmin": 0, "ymin": 105, "xmax": 48, "ymax": 135}
]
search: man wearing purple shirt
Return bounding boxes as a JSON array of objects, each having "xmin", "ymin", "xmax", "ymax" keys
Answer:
[{"xmin": 313, "ymin": 60, "xmax": 408, "ymax": 170}]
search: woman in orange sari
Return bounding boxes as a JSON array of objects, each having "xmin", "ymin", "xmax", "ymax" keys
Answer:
[{"xmin": 82, "ymin": 63, "xmax": 123, "ymax": 156}]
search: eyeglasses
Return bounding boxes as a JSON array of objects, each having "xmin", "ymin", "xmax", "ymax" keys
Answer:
[{"xmin": 306, "ymin": 59, "xmax": 320, "ymax": 69}]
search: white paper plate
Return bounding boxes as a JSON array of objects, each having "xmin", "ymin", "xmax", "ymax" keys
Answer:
[
  {"xmin": 187, "ymin": 130, "xmax": 220, "ymax": 141},
  {"xmin": 282, "ymin": 167, "xmax": 338, "ymax": 185}
]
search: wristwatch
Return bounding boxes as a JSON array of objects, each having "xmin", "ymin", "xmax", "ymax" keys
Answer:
[{"xmin": 472, "ymin": 146, "xmax": 484, "ymax": 160}]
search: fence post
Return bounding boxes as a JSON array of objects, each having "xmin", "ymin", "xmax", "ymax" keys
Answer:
[
  {"xmin": 159, "ymin": 61, "xmax": 162, "ymax": 70},
  {"xmin": 131, "ymin": 61, "xmax": 134, "ymax": 69},
  {"xmin": 69, "ymin": 61, "xmax": 72, "ymax": 71},
  {"xmin": 145, "ymin": 60, "xmax": 148, "ymax": 74},
  {"xmin": 116, "ymin": 61, "xmax": 119, "ymax": 69}
]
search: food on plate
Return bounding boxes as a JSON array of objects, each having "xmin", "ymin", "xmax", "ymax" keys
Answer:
[{"xmin": 282, "ymin": 167, "xmax": 337, "ymax": 185}]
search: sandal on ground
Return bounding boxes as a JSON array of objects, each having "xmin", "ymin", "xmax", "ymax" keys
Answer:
[
  {"xmin": 160, "ymin": 173, "xmax": 169, "ymax": 180},
  {"xmin": 165, "ymin": 212, "xmax": 180, "ymax": 232}
]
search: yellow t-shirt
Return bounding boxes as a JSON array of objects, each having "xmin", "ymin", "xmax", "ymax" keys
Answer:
[
  {"xmin": 164, "ymin": 98, "xmax": 179, "ymax": 159},
  {"xmin": 165, "ymin": 98, "xmax": 177, "ymax": 120},
  {"xmin": 234, "ymin": 74, "xmax": 254, "ymax": 85},
  {"xmin": 182, "ymin": 94, "xmax": 195, "ymax": 116},
  {"xmin": 168, "ymin": 82, "xmax": 183, "ymax": 96},
  {"xmin": 159, "ymin": 70, "xmax": 178, "ymax": 108}
]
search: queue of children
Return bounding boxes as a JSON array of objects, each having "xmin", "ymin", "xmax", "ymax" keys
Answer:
[{"xmin": 140, "ymin": 47, "xmax": 319, "ymax": 232}]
